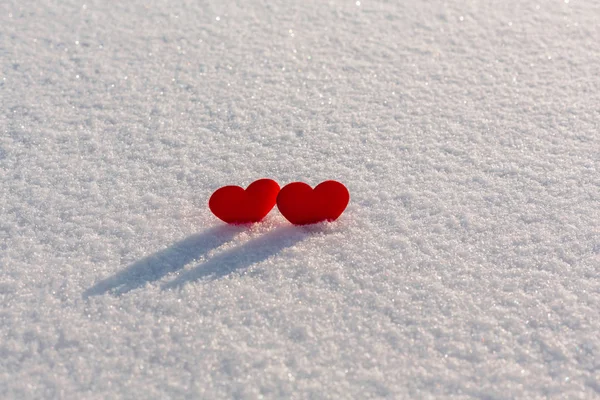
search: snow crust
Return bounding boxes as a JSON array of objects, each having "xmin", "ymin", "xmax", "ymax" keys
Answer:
[{"xmin": 1, "ymin": 0, "xmax": 599, "ymax": 398}]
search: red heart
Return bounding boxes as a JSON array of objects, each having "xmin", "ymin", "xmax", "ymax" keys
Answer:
[
  {"xmin": 209, "ymin": 179, "xmax": 280, "ymax": 224},
  {"xmin": 277, "ymin": 181, "xmax": 350, "ymax": 225}
]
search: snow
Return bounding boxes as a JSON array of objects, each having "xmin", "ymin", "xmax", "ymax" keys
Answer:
[{"xmin": 1, "ymin": 0, "xmax": 599, "ymax": 398}]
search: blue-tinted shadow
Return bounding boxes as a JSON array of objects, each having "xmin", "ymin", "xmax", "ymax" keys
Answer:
[
  {"xmin": 83, "ymin": 225, "xmax": 243, "ymax": 297},
  {"xmin": 162, "ymin": 226, "xmax": 306, "ymax": 290}
]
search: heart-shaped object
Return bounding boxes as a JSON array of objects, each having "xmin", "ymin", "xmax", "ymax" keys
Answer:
[
  {"xmin": 209, "ymin": 179, "xmax": 280, "ymax": 224},
  {"xmin": 277, "ymin": 180, "xmax": 350, "ymax": 225}
]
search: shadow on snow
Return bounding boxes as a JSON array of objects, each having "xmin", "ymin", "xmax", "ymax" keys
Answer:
[
  {"xmin": 162, "ymin": 226, "xmax": 306, "ymax": 290},
  {"xmin": 83, "ymin": 225, "xmax": 308, "ymax": 297},
  {"xmin": 83, "ymin": 225, "xmax": 243, "ymax": 297}
]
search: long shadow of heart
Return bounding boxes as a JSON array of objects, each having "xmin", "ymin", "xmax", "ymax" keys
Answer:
[
  {"xmin": 162, "ymin": 225, "xmax": 307, "ymax": 290},
  {"xmin": 83, "ymin": 225, "xmax": 244, "ymax": 297}
]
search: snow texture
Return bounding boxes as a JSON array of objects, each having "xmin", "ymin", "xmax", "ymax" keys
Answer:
[{"xmin": 1, "ymin": 0, "xmax": 600, "ymax": 398}]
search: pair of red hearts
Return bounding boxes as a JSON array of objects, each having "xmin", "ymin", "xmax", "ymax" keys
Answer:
[{"xmin": 209, "ymin": 179, "xmax": 349, "ymax": 225}]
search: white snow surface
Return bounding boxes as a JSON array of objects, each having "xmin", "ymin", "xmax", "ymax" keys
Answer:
[{"xmin": 1, "ymin": 0, "xmax": 600, "ymax": 398}]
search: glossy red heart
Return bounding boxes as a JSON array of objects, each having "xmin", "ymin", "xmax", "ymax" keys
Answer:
[
  {"xmin": 209, "ymin": 179, "xmax": 280, "ymax": 224},
  {"xmin": 277, "ymin": 181, "xmax": 350, "ymax": 225}
]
